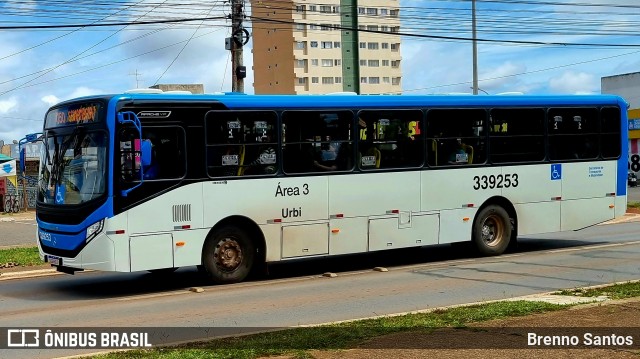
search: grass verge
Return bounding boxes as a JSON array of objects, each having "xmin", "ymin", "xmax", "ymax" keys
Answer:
[
  {"xmin": 628, "ymin": 201, "xmax": 640, "ymax": 209},
  {"xmin": 557, "ymin": 281, "xmax": 640, "ymax": 300},
  {"xmin": 0, "ymin": 246, "xmax": 42, "ymax": 269},
  {"xmin": 90, "ymin": 300, "xmax": 566, "ymax": 359}
]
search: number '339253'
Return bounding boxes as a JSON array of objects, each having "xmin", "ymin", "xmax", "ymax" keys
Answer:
[{"xmin": 473, "ymin": 174, "xmax": 519, "ymax": 190}]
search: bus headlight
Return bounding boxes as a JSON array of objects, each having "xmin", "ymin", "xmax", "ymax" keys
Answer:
[{"xmin": 86, "ymin": 219, "xmax": 104, "ymax": 243}]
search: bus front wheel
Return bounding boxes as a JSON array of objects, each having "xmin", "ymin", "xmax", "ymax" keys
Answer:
[
  {"xmin": 202, "ymin": 226, "xmax": 255, "ymax": 284},
  {"xmin": 472, "ymin": 205, "xmax": 511, "ymax": 256}
]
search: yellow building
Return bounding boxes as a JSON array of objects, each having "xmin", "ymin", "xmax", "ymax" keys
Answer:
[{"xmin": 629, "ymin": 108, "xmax": 640, "ymax": 140}]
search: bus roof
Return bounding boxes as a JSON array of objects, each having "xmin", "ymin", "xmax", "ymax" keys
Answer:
[{"xmin": 55, "ymin": 93, "xmax": 628, "ymax": 111}]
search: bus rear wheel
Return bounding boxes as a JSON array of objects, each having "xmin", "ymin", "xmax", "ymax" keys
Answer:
[
  {"xmin": 202, "ymin": 226, "xmax": 254, "ymax": 284},
  {"xmin": 472, "ymin": 205, "xmax": 511, "ymax": 256}
]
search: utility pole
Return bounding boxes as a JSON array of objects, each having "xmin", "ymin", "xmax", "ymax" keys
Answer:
[
  {"xmin": 231, "ymin": 0, "xmax": 247, "ymax": 93},
  {"xmin": 471, "ymin": 0, "xmax": 478, "ymax": 95}
]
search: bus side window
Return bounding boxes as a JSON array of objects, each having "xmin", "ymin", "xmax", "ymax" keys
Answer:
[
  {"xmin": 489, "ymin": 108, "xmax": 544, "ymax": 163},
  {"xmin": 426, "ymin": 108, "xmax": 486, "ymax": 166},
  {"xmin": 282, "ymin": 110, "xmax": 353, "ymax": 174},
  {"xmin": 548, "ymin": 108, "xmax": 598, "ymax": 161},
  {"xmin": 118, "ymin": 126, "xmax": 186, "ymax": 182},
  {"xmin": 205, "ymin": 111, "xmax": 278, "ymax": 177},
  {"xmin": 357, "ymin": 109, "xmax": 424, "ymax": 169}
]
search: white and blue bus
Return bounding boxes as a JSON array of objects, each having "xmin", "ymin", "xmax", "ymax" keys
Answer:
[{"xmin": 36, "ymin": 91, "xmax": 628, "ymax": 283}]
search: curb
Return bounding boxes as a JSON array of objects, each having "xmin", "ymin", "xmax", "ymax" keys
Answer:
[
  {"xmin": 0, "ymin": 268, "xmax": 59, "ymax": 280},
  {"xmin": 602, "ymin": 213, "xmax": 640, "ymax": 225}
]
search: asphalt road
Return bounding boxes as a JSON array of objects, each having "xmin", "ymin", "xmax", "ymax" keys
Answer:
[
  {"xmin": 0, "ymin": 214, "xmax": 36, "ymax": 248},
  {"xmin": 1, "ymin": 220, "xmax": 640, "ymax": 358},
  {"xmin": 628, "ymin": 183, "xmax": 640, "ymax": 202}
]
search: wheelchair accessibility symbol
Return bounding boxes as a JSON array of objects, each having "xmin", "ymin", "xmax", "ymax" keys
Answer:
[
  {"xmin": 551, "ymin": 164, "xmax": 562, "ymax": 180},
  {"xmin": 55, "ymin": 184, "xmax": 66, "ymax": 204}
]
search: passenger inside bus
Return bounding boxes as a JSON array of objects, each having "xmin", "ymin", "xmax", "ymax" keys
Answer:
[
  {"xmin": 448, "ymin": 138, "xmax": 472, "ymax": 165},
  {"xmin": 314, "ymin": 136, "xmax": 340, "ymax": 171},
  {"xmin": 245, "ymin": 134, "xmax": 276, "ymax": 175}
]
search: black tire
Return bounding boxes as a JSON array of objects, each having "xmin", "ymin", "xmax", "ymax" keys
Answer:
[
  {"xmin": 202, "ymin": 226, "xmax": 255, "ymax": 284},
  {"xmin": 472, "ymin": 205, "xmax": 512, "ymax": 256}
]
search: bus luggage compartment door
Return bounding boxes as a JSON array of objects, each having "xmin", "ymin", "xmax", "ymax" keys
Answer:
[
  {"xmin": 368, "ymin": 213, "xmax": 439, "ymax": 251},
  {"xmin": 281, "ymin": 222, "xmax": 329, "ymax": 258}
]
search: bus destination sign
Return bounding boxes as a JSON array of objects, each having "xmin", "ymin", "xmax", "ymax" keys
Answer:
[{"xmin": 46, "ymin": 103, "xmax": 101, "ymax": 128}]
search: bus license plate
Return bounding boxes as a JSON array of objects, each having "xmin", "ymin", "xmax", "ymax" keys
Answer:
[{"xmin": 48, "ymin": 255, "xmax": 62, "ymax": 266}]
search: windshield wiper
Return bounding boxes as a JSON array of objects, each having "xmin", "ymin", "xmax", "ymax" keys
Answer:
[{"xmin": 52, "ymin": 126, "xmax": 83, "ymax": 186}]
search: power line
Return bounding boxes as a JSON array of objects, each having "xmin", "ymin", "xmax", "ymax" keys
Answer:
[
  {"xmin": 153, "ymin": 1, "xmax": 221, "ymax": 85},
  {"xmin": 250, "ymin": 16, "xmax": 640, "ymax": 48}
]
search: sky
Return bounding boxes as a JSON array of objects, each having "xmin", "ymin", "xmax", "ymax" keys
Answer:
[{"xmin": 0, "ymin": 0, "xmax": 639, "ymax": 143}]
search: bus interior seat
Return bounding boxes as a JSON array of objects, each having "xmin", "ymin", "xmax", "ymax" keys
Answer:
[
  {"xmin": 367, "ymin": 147, "xmax": 381, "ymax": 169},
  {"xmin": 237, "ymin": 145, "xmax": 246, "ymax": 176},
  {"xmin": 429, "ymin": 139, "xmax": 438, "ymax": 166},
  {"xmin": 461, "ymin": 144, "xmax": 474, "ymax": 164}
]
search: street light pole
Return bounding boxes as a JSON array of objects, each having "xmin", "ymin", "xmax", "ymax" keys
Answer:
[{"xmin": 472, "ymin": 0, "xmax": 478, "ymax": 95}]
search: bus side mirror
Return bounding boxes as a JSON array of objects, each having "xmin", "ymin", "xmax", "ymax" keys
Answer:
[{"xmin": 140, "ymin": 140, "xmax": 152, "ymax": 167}]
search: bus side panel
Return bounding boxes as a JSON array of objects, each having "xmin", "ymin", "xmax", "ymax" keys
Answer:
[
  {"xmin": 437, "ymin": 208, "xmax": 476, "ymax": 244},
  {"xmin": 615, "ymin": 196, "xmax": 627, "ymax": 219},
  {"xmin": 328, "ymin": 172, "xmax": 420, "ymax": 217},
  {"xmin": 281, "ymin": 221, "xmax": 329, "ymax": 258},
  {"xmin": 260, "ymin": 223, "xmax": 282, "ymax": 262},
  {"xmin": 421, "ymin": 168, "xmax": 501, "ymax": 212},
  {"xmin": 71, "ymin": 232, "xmax": 115, "ymax": 271},
  {"xmin": 203, "ymin": 178, "xmax": 328, "ymax": 226},
  {"xmin": 513, "ymin": 202, "xmax": 560, "ymax": 236},
  {"xmin": 368, "ymin": 213, "xmax": 439, "ymax": 250},
  {"xmin": 560, "ymin": 161, "xmax": 616, "ymax": 230},
  {"xmin": 561, "ymin": 198, "xmax": 615, "ymax": 231},
  {"xmin": 328, "ymin": 217, "xmax": 368, "ymax": 255},
  {"xmin": 502, "ymin": 164, "xmax": 562, "ymax": 236},
  {"xmin": 561, "ymin": 161, "xmax": 616, "ymax": 200},
  {"xmin": 173, "ymin": 228, "xmax": 209, "ymax": 267},
  {"xmin": 105, "ymin": 212, "xmax": 129, "ymax": 271},
  {"xmin": 502, "ymin": 164, "xmax": 561, "ymax": 203},
  {"xmin": 130, "ymin": 233, "xmax": 173, "ymax": 271},
  {"xmin": 127, "ymin": 183, "xmax": 205, "ymax": 235}
]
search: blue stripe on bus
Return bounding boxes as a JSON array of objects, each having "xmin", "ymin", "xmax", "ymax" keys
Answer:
[
  {"xmin": 618, "ymin": 97, "xmax": 629, "ymax": 197},
  {"xmin": 37, "ymin": 200, "xmax": 113, "ymax": 251},
  {"xmin": 37, "ymin": 227, "xmax": 85, "ymax": 251},
  {"xmin": 118, "ymin": 93, "xmax": 625, "ymax": 109}
]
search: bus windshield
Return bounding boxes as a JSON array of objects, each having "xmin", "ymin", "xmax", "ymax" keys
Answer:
[{"xmin": 38, "ymin": 129, "xmax": 107, "ymax": 205}]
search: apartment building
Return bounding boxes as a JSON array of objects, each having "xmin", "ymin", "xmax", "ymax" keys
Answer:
[{"xmin": 250, "ymin": 0, "xmax": 402, "ymax": 94}]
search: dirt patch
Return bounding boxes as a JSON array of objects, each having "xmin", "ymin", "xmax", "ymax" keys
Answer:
[{"xmin": 264, "ymin": 299, "xmax": 640, "ymax": 359}]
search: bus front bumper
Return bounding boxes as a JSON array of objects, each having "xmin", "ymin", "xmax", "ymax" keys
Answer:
[{"xmin": 37, "ymin": 229, "xmax": 117, "ymax": 272}]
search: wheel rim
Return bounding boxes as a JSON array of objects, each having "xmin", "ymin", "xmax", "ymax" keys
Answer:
[
  {"xmin": 481, "ymin": 213, "xmax": 505, "ymax": 247},
  {"xmin": 214, "ymin": 237, "xmax": 243, "ymax": 272}
]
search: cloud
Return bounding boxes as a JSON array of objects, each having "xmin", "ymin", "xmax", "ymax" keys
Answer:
[
  {"xmin": 41, "ymin": 95, "xmax": 60, "ymax": 107},
  {"xmin": 549, "ymin": 71, "xmax": 597, "ymax": 94},
  {"xmin": 68, "ymin": 87, "xmax": 102, "ymax": 100},
  {"xmin": 478, "ymin": 61, "xmax": 527, "ymax": 92},
  {"xmin": 0, "ymin": 98, "xmax": 17, "ymax": 113}
]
